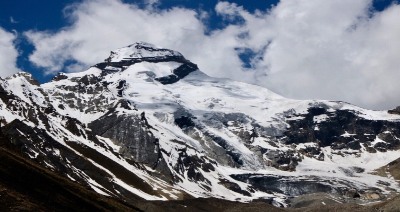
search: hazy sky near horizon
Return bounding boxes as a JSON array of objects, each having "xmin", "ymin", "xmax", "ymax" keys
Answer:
[{"xmin": 0, "ymin": 0, "xmax": 399, "ymax": 110}]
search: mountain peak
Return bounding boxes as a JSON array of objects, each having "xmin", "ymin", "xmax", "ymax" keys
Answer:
[
  {"xmin": 106, "ymin": 42, "xmax": 183, "ymax": 63},
  {"xmin": 6, "ymin": 72, "xmax": 40, "ymax": 86},
  {"xmin": 3, "ymin": 41, "xmax": 400, "ymax": 209},
  {"xmin": 92, "ymin": 42, "xmax": 199, "ymax": 84}
]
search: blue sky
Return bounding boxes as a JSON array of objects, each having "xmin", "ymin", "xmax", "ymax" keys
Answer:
[{"xmin": 0, "ymin": 0, "xmax": 399, "ymax": 109}]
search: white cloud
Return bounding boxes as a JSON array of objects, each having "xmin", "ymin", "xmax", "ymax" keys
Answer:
[
  {"xmin": 25, "ymin": 0, "xmax": 248, "ymax": 81},
  {"xmin": 25, "ymin": 0, "xmax": 400, "ymax": 110},
  {"xmin": 0, "ymin": 27, "xmax": 21, "ymax": 77},
  {"xmin": 216, "ymin": 0, "xmax": 400, "ymax": 110}
]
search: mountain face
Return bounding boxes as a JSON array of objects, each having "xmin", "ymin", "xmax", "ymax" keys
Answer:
[{"xmin": 1, "ymin": 42, "xmax": 400, "ymax": 208}]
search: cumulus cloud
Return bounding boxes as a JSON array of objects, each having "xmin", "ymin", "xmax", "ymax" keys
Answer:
[
  {"xmin": 0, "ymin": 27, "xmax": 21, "ymax": 77},
  {"xmin": 218, "ymin": 0, "xmax": 400, "ymax": 109},
  {"xmin": 25, "ymin": 0, "xmax": 250, "ymax": 81},
  {"xmin": 25, "ymin": 0, "xmax": 400, "ymax": 109}
]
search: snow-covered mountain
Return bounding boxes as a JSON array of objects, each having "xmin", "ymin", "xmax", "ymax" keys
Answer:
[{"xmin": 1, "ymin": 42, "xmax": 400, "ymax": 207}]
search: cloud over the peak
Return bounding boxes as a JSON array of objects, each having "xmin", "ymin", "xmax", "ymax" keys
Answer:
[
  {"xmin": 25, "ymin": 0, "xmax": 400, "ymax": 110},
  {"xmin": 24, "ymin": 0, "xmax": 249, "ymax": 81},
  {"xmin": 0, "ymin": 27, "xmax": 21, "ymax": 77}
]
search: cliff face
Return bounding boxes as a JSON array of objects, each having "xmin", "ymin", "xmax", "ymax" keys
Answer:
[{"xmin": 0, "ymin": 42, "xmax": 399, "ymax": 207}]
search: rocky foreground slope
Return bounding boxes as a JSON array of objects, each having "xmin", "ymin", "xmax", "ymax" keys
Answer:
[{"xmin": 0, "ymin": 42, "xmax": 400, "ymax": 209}]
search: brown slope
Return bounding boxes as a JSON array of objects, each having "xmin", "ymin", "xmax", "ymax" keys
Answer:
[
  {"xmin": 374, "ymin": 157, "xmax": 400, "ymax": 181},
  {"xmin": 0, "ymin": 134, "xmax": 141, "ymax": 212}
]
